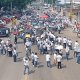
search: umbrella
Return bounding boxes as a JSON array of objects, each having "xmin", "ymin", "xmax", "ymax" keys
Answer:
[{"xmin": 39, "ymin": 14, "xmax": 49, "ymax": 18}]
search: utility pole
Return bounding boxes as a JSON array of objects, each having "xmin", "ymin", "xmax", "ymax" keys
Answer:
[
  {"xmin": 70, "ymin": 0, "xmax": 73, "ymax": 22},
  {"xmin": 70, "ymin": 0, "xmax": 73, "ymax": 12},
  {"xmin": 64, "ymin": 0, "xmax": 66, "ymax": 16}
]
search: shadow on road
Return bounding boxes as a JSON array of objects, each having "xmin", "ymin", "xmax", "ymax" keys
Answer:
[
  {"xmin": 17, "ymin": 41, "xmax": 23, "ymax": 44},
  {"xmin": 50, "ymin": 64, "xmax": 56, "ymax": 68},
  {"xmin": 17, "ymin": 52, "xmax": 22, "ymax": 54},
  {"xmin": 17, "ymin": 57, "xmax": 23, "ymax": 62},
  {"xmin": 68, "ymin": 57, "xmax": 73, "ymax": 60},
  {"xmin": 61, "ymin": 64, "xmax": 66, "ymax": 69},
  {"xmin": 38, "ymin": 64, "xmax": 44, "ymax": 68},
  {"xmin": 62, "ymin": 56, "xmax": 73, "ymax": 61},
  {"xmin": 29, "ymin": 70, "xmax": 35, "ymax": 74}
]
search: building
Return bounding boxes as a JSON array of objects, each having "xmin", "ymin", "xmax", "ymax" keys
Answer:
[{"xmin": 59, "ymin": 0, "xmax": 80, "ymax": 4}]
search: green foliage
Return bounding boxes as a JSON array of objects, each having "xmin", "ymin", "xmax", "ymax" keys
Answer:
[{"xmin": 0, "ymin": 0, "xmax": 33, "ymax": 10}]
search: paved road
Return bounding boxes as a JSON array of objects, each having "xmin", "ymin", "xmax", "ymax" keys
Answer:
[
  {"xmin": 0, "ymin": 19, "xmax": 80, "ymax": 80},
  {"xmin": 29, "ymin": 27, "xmax": 80, "ymax": 80},
  {"xmin": 0, "ymin": 42, "xmax": 24, "ymax": 80},
  {"xmin": 0, "ymin": 21, "xmax": 25, "ymax": 80}
]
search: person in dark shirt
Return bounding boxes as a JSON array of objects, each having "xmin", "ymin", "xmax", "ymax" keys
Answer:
[{"xmin": 14, "ymin": 35, "xmax": 17, "ymax": 44}]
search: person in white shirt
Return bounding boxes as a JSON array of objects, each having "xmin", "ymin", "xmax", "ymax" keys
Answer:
[
  {"xmin": 57, "ymin": 23, "xmax": 61, "ymax": 34},
  {"xmin": 50, "ymin": 42, "xmax": 54, "ymax": 54},
  {"xmin": 13, "ymin": 48, "xmax": 17, "ymax": 62},
  {"xmin": 25, "ymin": 41, "xmax": 32, "ymax": 54},
  {"xmin": 34, "ymin": 53, "xmax": 39, "ymax": 67},
  {"xmin": 47, "ymin": 43, "xmax": 51, "ymax": 52},
  {"xmin": 59, "ymin": 49, "xmax": 63, "ymax": 56},
  {"xmin": 7, "ymin": 46, "xmax": 12, "ymax": 57},
  {"xmin": 25, "ymin": 41, "xmax": 32, "ymax": 48},
  {"xmin": 1, "ymin": 40, "xmax": 4, "ymax": 46},
  {"xmin": 39, "ymin": 42, "xmax": 43, "ymax": 54},
  {"xmin": 41, "ymin": 33, "xmax": 45, "ymax": 38},
  {"xmin": 56, "ymin": 54, "xmax": 62, "ymax": 69},
  {"xmin": 57, "ymin": 36, "xmax": 62, "ymax": 45},
  {"xmin": 54, "ymin": 44, "xmax": 59, "ymax": 53},
  {"xmin": 0, "ymin": 40, "xmax": 5, "ymax": 54},
  {"xmin": 0, "ymin": 44, "xmax": 3, "ymax": 55},
  {"xmin": 74, "ymin": 41, "xmax": 79, "ymax": 57},
  {"xmin": 46, "ymin": 53, "xmax": 51, "ymax": 67},
  {"xmin": 74, "ymin": 41, "xmax": 79, "ymax": 48},
  {"xmin": 43, "ymin": 44, "xmax": 47, "ymax": 54},
  {"xmin": 67, "ymin": 39, "xmax": 72, "ymax": 50},
  {"xmin": 6, "ymin": 40, "xmax": 9, "ymax": 46},
  {"xmin": 65, "ymin": 46, "xmax": 70, "ymax": 60},
  {"xmin": 3, "ymin": 43, "xmax": 7, "ymax": 55},
  {"xmin": 63, "ymin": 37, "xmax": 67, "ymax": 48},
  {"xmin": 53, "ymin": 53, "xmax": 57, "ymax": 65},
  {"xmin": 23, "ymin": 57, "xmax": 29, "ymax": 75},
  {"xmin": 31, "ymin": 52, "xmax": 35, "ymax": 66},
  {"xmin": 37, "ymin": 40, "xmax": 41, "ymax": 49}
]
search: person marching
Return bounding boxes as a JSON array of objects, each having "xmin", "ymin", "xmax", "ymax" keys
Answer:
[
  {"xmin": 34, "ymin": 53, "xmax": 39, "ymax": 67},
  {"xmin": 74, "ymin": 41, "xmax": 79, "ymax": 57},
  {"xmin": 23, "ymin": 57, "xmax": 30, "ymax": 75},
  {"xmin": 65, "ymin": 46, "xmax": 70, "ymax": 60},
  {"xmin": 53, "ymin": 52, "xmax": 57, "ymax": 66},
  {"xmin": 14, "ymin": 35, "xmax": 17, "ymax": 44},
  {"xmin": 46, "ymin": 52, "xmax": 51, "ymax": 67},
  {"xmin": 13, "ymin": 48, "xmax": 17, "ymax": 62},
  {"xmin": 7, "ymin": 45, "xmax": 13, "ymax": 57},
  {"xmin": 31, "ymin": 52, "xmax": 35, "ymax": 66},
  {"xmin": 56, "ymin": 53, "xmax": 62, "ymax": 69}
]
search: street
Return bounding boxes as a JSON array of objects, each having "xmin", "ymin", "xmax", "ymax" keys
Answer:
[
  {"xmin": 0, "ymin": 27, "xmax": 80, "ymax": 80},
  {"xmin": 29, "ymin": 27, "xmax": 80, "ymax": 80},
  {"xmin": 0, "ymin": 2, "xmax": 80, "ymax": 80}
]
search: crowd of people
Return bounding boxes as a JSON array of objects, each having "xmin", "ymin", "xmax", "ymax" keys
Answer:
[
  {"xmin": 0, "ymin": 7, "xmax": 80, "ymax": 75},
  {"xmin": 23, "ymin": 29, "xmax": 80, "ymax": 74},
  {"xmin": 0, "ymin": 37, "xmax": 17, "ymax": 62}
]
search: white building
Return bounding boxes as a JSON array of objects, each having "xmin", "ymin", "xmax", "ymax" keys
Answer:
[{"xmin": 59, "ymin": 0, "xmax": 80, "ymax": 4}]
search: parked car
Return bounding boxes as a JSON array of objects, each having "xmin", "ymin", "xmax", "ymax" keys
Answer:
[
  {"xmin": 0, "ymin": 27, "xmax": 10, "ymax": 37},
  {"xmin": 1, "ymin": 16, "xmax": 11, "ymax": 24}
]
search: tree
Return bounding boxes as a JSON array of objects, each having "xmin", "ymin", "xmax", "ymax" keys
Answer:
[{"xmin": 0, "ymin": 0, "xmax": 34, "ymax": 10}]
